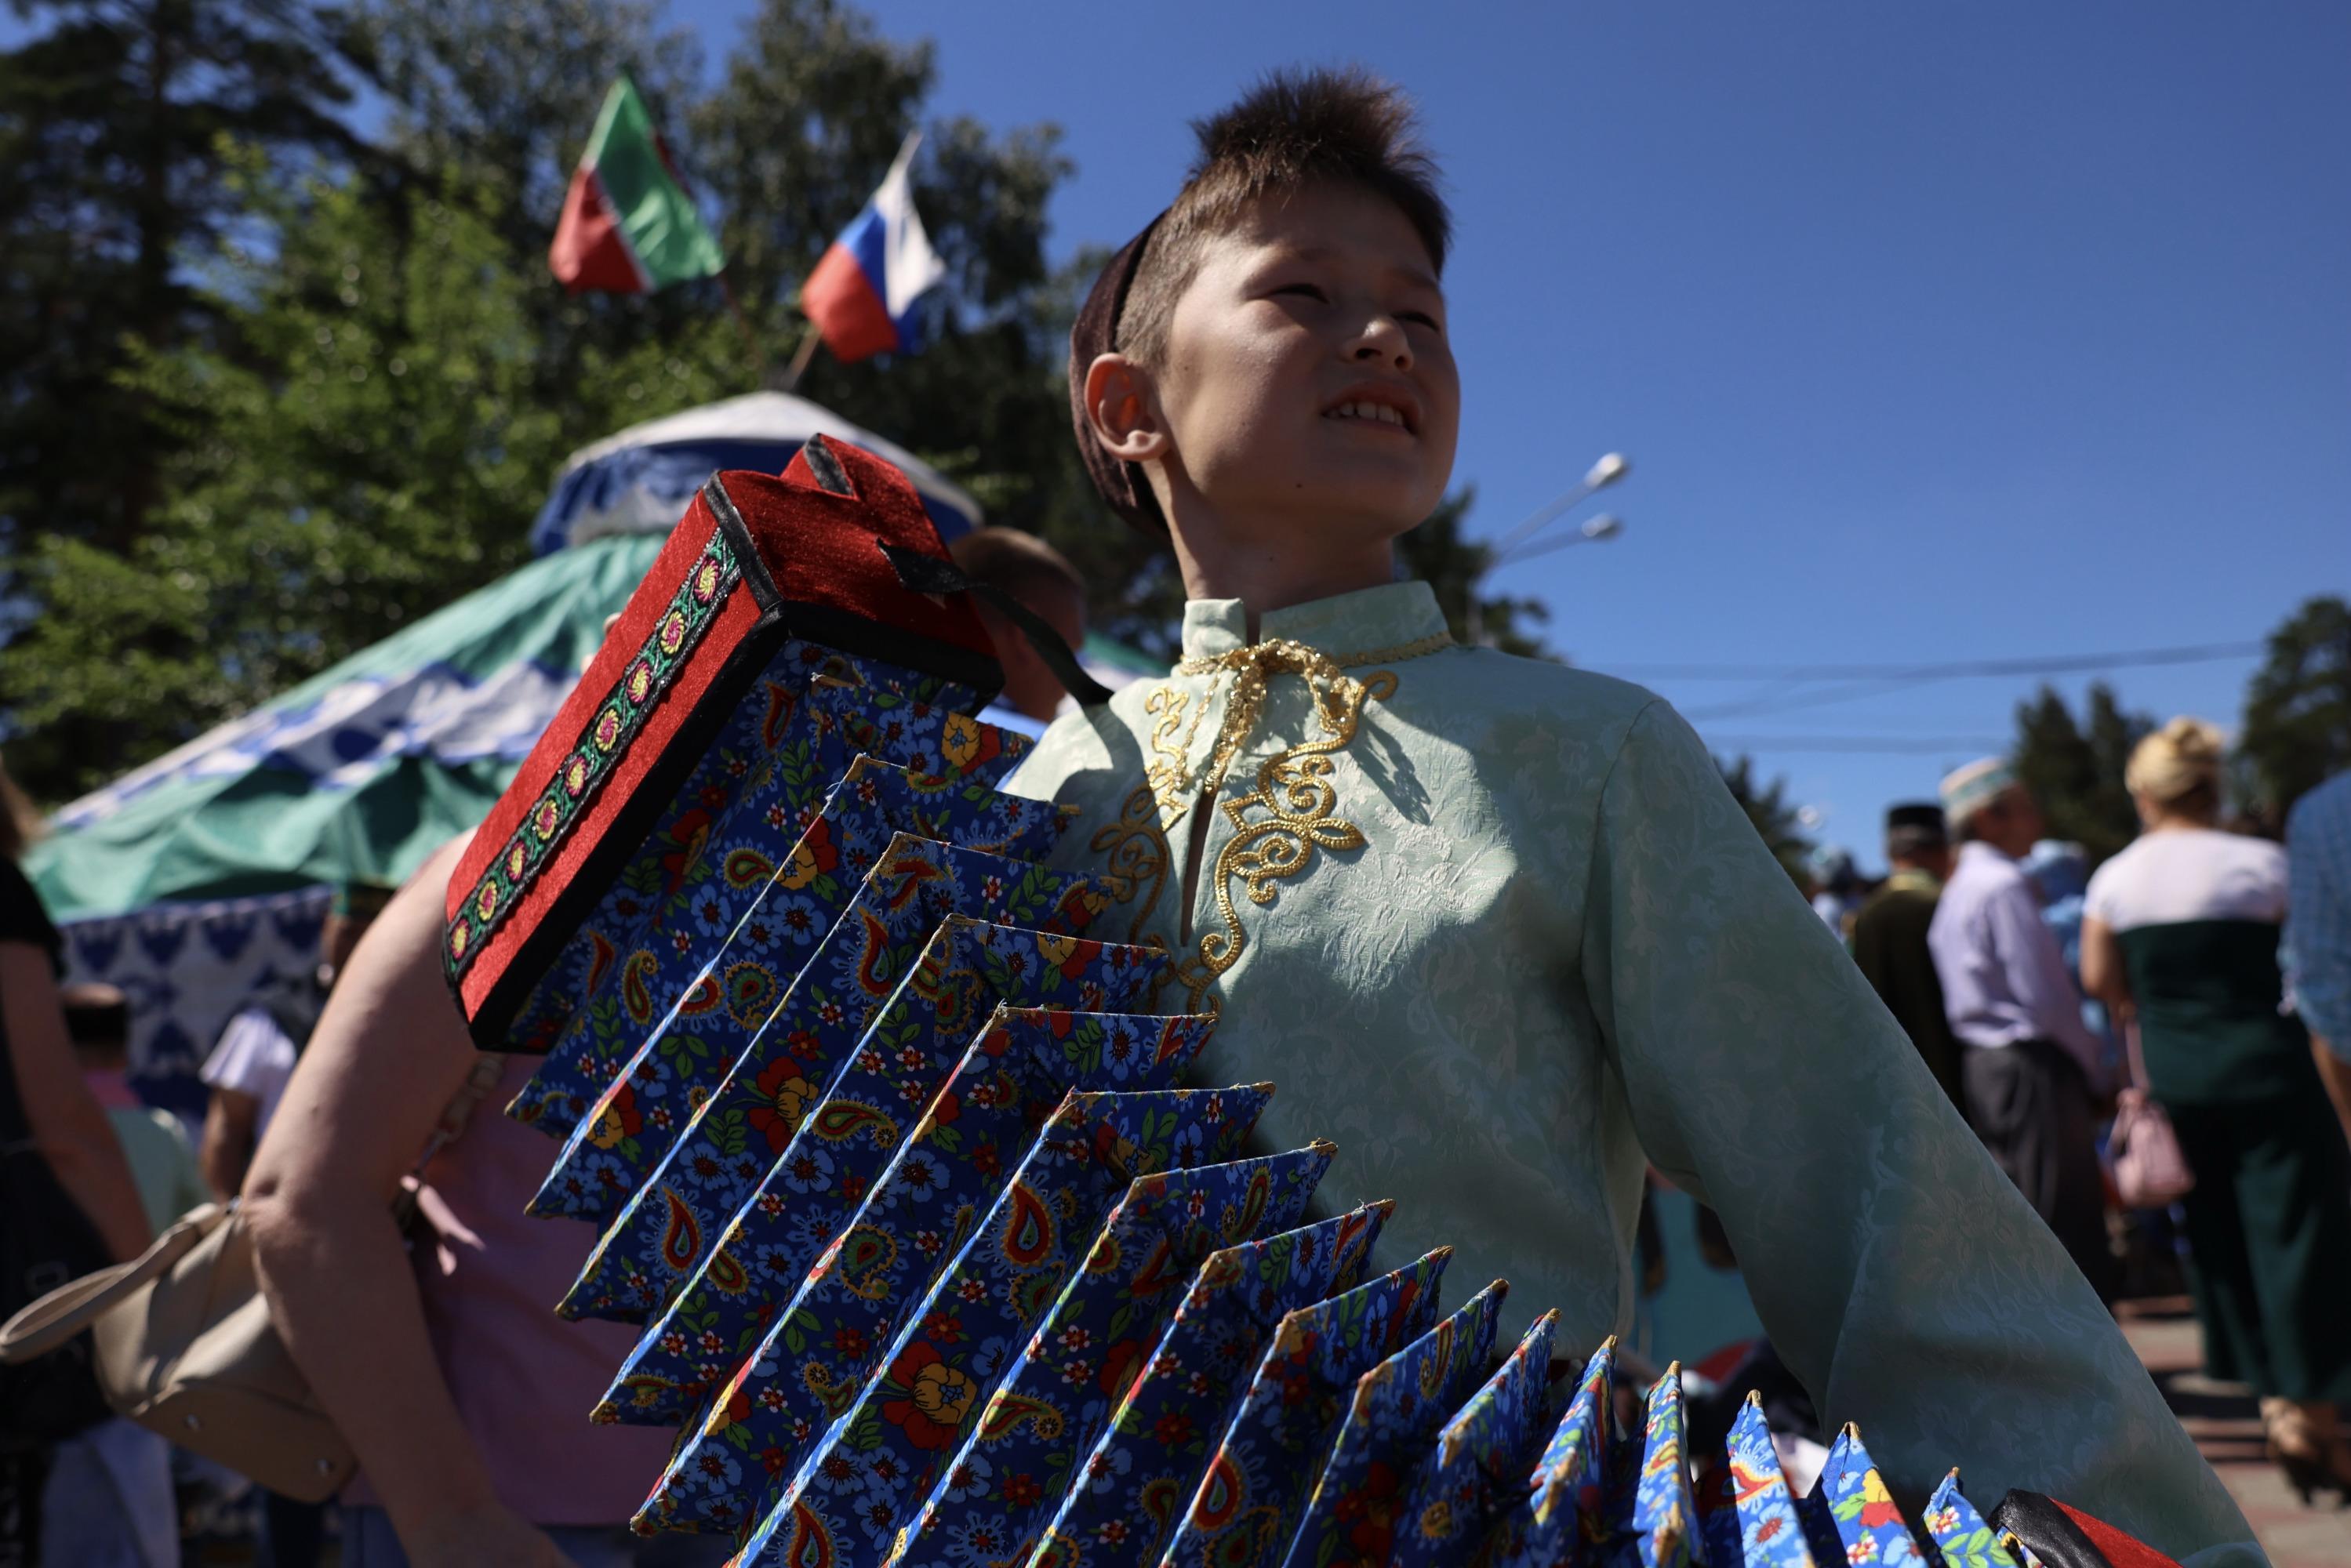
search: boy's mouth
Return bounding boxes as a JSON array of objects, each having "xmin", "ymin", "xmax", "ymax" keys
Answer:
[{"xmin": 1321, "ymin": 387, "xmax": 1420, "ymax": 436}]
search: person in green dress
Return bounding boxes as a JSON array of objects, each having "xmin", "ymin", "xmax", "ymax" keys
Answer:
[
  {"xmin": 1015, "ymin": 65, "xmax": 2260, "ymax": 1560},
  {"xmin": 2082, "ymin": 717, "xmax": 2351, "ymax": 1503}
]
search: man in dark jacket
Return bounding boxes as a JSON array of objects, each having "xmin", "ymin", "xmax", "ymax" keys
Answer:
[{"xmin": 1851, "ymin": 802, "xmax": 1964, "ymax": 1108}]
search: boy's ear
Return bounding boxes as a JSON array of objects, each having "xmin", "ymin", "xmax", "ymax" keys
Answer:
[{"xmin": 1083, "ymin": 353, "xmax": 1168, "ymax": 464}]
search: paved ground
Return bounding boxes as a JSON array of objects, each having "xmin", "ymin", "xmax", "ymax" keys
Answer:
[{"xmin": 2119, "ymin": 1298, "xmax": 2351, "ymax": 1568}]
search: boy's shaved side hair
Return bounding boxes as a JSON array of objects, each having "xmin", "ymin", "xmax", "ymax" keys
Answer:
[{"xmin": 1118, "ymin": 65, "xmax": 1450, "ymax": 370}]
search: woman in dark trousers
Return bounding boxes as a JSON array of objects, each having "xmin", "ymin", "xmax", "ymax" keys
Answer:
[{"xmin": 2083, "ymin": 718, "xmax": 2351, "ymax": 1502}]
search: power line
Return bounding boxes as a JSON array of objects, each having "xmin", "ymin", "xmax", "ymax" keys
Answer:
[
  {"xmin": 1701, "ymin": 734, "xmax": 2011, "ymax": 755},
  {"xmin": 1607, "ymin": 641, "xmax": 2266, "ymax": 684}
]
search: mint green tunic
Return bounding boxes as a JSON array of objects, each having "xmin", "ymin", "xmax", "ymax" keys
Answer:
[{"xmin": 1009, "ymin": 580, "xmax": 2257, "ymax": 1563}]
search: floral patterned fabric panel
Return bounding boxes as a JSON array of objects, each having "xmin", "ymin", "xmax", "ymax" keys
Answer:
[
  {"xmin": 1277, "ymin": 1276, "xmax": 1507, "ymax": 1568},
  {"xmin": 512, "ymin": 677, "xmax": 1037, "ymax": 1140},
  {"xmin": 529, "ymin": 830, "xmax": 1096, "ymax": 1225},
  {"xmin": 1030, "ymin": 1203, "xmax": 1392, "ymax": 1568},
  {"xmin": 1702, "ymin": 1396, "xmax": 1813, "ymax": 1568},
  {"xmin": 1815, "ymin": 1427, "xmax": 1927, "ymax": 1568},
  {"xmin": 1920, "ymin": 1472, "xmax": 2019, "ymax": 1568},
  {"xmin": 1624, "ymin": 1367, "xmax": 1704, "ymax": 1568},
  {"xmin": 641, "ymin": 1084, "xmax": 1274, "ymax": 1546},
  {"xmin": 1158, "ymin": 1247, "xmax": 1454, "ymax": 1568},
  {"xmin": 1401, "ymin": 1307, "xmax": 1570, "ymax": 1568},
  {"xmin": 888, "ymin": 1142, "xmax": 1340, "ymax": 1568},
  {"xmin": 732, "ymin": 1087, "xmax": 1281, "ymax": 1568},
  {"xmin": 503, "ymin": 648, "xmax": 973, "ymax": 1100},
  {"xmin": 558, "ymin": 920, "xmax": 1156, "ymax": 1326},
  {"xmin": 601, "ymin": 1005, "xmax": 1208, "ymax": 1430}
]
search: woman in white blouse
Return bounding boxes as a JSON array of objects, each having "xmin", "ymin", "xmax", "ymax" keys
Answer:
[{"xmin": 2081, "ymin": 717, "xmax": 2351, "ymax": 1503}]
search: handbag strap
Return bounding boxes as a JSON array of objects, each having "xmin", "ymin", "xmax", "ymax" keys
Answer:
[
  {"xmin": 414, "ymin": 1051, "xmax": 507, "ymax": 1178},
  {"xmin": 0, "ymin": 1203, "xmax": 225, "ymax": 1363}
]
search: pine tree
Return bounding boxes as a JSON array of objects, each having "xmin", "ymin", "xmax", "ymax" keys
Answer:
[{"xmin": 2240, "ymin": 594, "xmax": 2351, "ymax": 818}]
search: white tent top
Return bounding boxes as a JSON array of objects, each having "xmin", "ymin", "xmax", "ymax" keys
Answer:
[{"xmin": 529, "ymin": 390, "xmax": 986, "ymax": 554}]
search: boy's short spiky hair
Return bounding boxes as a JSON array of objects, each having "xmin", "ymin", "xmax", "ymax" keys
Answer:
[{"xmin": 1117, "ymin": 66, "xmax": 1450, "ymax": 370}]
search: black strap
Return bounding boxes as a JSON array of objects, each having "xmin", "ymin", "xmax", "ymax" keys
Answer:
[
  {"xmin": 1990, "ymin": 1490, "xmax": 2114, "ymax": 1568},
  {"xmin": 878, "ymin": 542, "xmax": 1114, "ymax": 709}
]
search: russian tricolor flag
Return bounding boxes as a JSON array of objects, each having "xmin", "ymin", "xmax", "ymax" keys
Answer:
[{"xmin": 800, "ymin": 134, "xmax": 947, "ymax": 364}]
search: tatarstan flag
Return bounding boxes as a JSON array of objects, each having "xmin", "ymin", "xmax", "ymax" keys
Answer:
[{"xmin": 548, "ymin": 77, "xmax": 725, "ymax": 295}]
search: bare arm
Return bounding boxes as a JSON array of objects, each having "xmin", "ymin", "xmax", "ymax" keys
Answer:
[
  {"xmin": 2078, "ymin": 914, "xmax": 2130, "ymax": 1011},
  {"xmin": 1, "ymin": 942, "xmax": 152, "ymax": 1261},
  {"xmin": 2314, "ymin": 1036, "xmax": 2351, "ymax": 1152},
  {"xmin": 198, "ymin": 1087, "xmax": 259, "ymax": 1200},
  {"xmin": 242, "ymin": 839, "xmax": 566, "ymax": 1566}
]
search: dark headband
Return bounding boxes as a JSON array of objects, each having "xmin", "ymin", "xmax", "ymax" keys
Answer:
[{"xmin": 1066, "ymin": 215, "xmax": 1167, "ymax": 534}]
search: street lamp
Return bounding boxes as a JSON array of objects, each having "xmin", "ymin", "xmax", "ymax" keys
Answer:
[
  {"xmin": 1489, "ymin": 452, "xmax": 1631, "ymax": 561},
  {"xmin": 1495, "ymin": 512, "xmax": 1624, "ymax": 566}
]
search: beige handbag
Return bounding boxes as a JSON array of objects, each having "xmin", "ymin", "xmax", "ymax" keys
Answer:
[{"xmin": 0, "ymin": 1051, "xmax": 505, "ymax": 1503}]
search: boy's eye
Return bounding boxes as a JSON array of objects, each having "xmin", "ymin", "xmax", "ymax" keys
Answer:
[
  {"xmin": 1272, "ymin": 283, "xmax": 1328, "ymax": 302},
  {"xmin": 1401, "ymin": 310, "xmax": 1442, "ymax": 330}
]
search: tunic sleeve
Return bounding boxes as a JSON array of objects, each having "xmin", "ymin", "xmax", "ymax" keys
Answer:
[{"xmin": 1577, "ymin": 699, "xmax": 2258, "ymax": 1566}]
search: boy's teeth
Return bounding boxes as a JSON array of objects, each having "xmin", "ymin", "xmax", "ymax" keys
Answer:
[{"xmin": 1328, "ymin": 401, "xmax": 1404, "ymax": 426}]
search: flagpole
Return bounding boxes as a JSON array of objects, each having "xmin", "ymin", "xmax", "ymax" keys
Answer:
[{"xmin": 779, "ymin": 320, "xmax": 823, "ymax": 393}]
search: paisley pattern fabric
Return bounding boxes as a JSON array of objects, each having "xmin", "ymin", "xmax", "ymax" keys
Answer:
[
  {"xmin": 1704, "ymin": 1397, "xmax": 1815, "ymax": 1568},
  {"xmin": 558, "ymin": 919, "xmax": 1156, "ymax": 1324},
  {"xmin": 1396, "ymin": 1311, "xmax": 1565, "ymax": 1568},
  {"xmin": 601, "ymin": 1007, "xmax": 1208, "ymax": 1428},
  {"xmin": 1008, "ymin": 580, "xmax": 2258, "ymax": 1568},
  {"xmin": 891, "ymin": 1143, "xmax": 1339, "ymax": 1568},
  {"xmin": 532, "ymin": 833, "xmax": 1095, "ymax": 1226},
  {"xmin": 1279, "ymin": 1277, "xmax": 1506, "ymax": 1568},
  {"xmin": 729, "ymin": 1086, "xmax": 1278, "ymax": 1567},
  {"xmin": 1922, "ymin": 1471, "xmax": 2019, "ymax": 1568},
  {"xmin": 1158, "ymin": 1247, "xmax": 1452, "ymax": 1568},
  {"xmin": 1626, "ymin": 1368, "xmax": 1703, "ymax": 1568},
  {"xmin": 1032, "ymin": 1204, "xmax": 1392, "ymax": 1568},
  {"xmin": 641, "ymin": 1084, "xmax": 1272, "ymax": 1543},
  {"xmin": 504, "ymin": 648, "xmax": 980, "ymax": 1096},
  {"xmin": 518, "ymin": 687, "xmax": 1045, "ymax": 1163}
]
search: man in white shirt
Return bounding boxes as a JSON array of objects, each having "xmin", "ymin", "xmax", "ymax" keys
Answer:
[
  {"xmin": 1928, "ymin": 757, "xmax": 2116, "ymax": 1300},
  {"xmin": 199, "ymin": 884, "xmax": 389, "ymax": 1199}
]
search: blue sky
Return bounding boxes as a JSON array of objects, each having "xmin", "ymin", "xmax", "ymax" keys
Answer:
[{"xmin": 672, "ymin": 0, "xmax": 2348, "ymax": 863}]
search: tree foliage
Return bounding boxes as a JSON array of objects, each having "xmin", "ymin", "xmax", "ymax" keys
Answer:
[
  {"xmin": 2239, "ymin": 594, "xmax": 2351, "ymax": 818},
  {"xmin": 2011, "ymin": 681, "xmax": 2152, "ymax": 866}
]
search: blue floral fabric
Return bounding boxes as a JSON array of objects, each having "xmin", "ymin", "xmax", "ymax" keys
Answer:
[
  {"xmin": 524, "ymin": 700, "xmax": 1048, "ymax": 1189},
  {"xmin": 1158, "ymin": 1247, "xmax": 1453, "ymax": 1568},
  {"xmin": 500, "ymin": 644, "xmax": 973, "ymax": 1069},
  {"xmin": 558, "ymin": 920, "xmax": 1157, "ymax": 1325},
  {"xmin": 1701, "ymin": 1397, "xmax": 1814, "ymax": 1568},
  {"xmin": 641, "ymin": 1084, "xmax": 1273, "ymax": 1544},
  {"xmin": 1278, "ymin": 1277, "xmax": 1506, "ymax": 1568},
  {"xmin": 1032, "ymin": 1204, "xmax": 1392, "ymax": 1568},
  {"xmin": 601, "ymin": 1007, "xmax": 1208, "ymax": 1428},
  {"xmin": 1477, "ymin": 1331, "xmax": 1608, "ymax": 1568},
  {"xmin": 1817, "ymin": 1426, "xmax": 1929, "ymax": 1568},
  {"xmin": 1645, "ymin": 1368, "xmax": 1712, "ymax": 1568},
  {"xmin": 529, "ymin": 833, "xmax": 1097, "ymax": 1226},
  {"xmin": 727, "ymin": 1086, "xmax": 1278, "ymax": 1567},
  {"xmin": 1922, "ymin": 1471, "xmax": 2019, "ymax": 1568},
  {"xmin": 891, "ymin": 1143, "xmax": 1339, "ymax": 1568}
]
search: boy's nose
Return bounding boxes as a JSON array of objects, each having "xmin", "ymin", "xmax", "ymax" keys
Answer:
[{"xmin": 1350, "ymin": 316, "xmax": 1413, "ymax": 370}]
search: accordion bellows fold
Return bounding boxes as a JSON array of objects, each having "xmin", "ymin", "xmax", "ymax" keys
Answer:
[{"xmin": 445, "ymin": 445, "xmax": 2173, "ymax": 1568}]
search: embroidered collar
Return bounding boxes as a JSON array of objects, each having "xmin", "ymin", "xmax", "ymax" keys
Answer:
[{"xmin": 1178, "ymin": 579, "xmax": 1452, "ymax": 664}]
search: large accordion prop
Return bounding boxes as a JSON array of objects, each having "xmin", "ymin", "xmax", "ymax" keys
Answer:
[{"xmin": 446, "ymin": 439, "xmax": 2178, "ymax": 1568}]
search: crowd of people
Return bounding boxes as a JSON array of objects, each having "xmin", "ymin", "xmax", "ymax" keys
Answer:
[{"xmin": 1836, "ymin": 723, "xmax": 2351, "ymax": 1503}]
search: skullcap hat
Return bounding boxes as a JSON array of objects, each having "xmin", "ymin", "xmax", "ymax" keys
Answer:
[
  {"xmin": 1884, "ymin": 801, "xmax": 1946, "ymax": 836},
  {"xmin": 1066, "ymin": 216, "xmax": 1167, "ymax": 533},
  {"xmin": 1939, "ymin": 757, "xmax": 2017, "ymax": 828}
]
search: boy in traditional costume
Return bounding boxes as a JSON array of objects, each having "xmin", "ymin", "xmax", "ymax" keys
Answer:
[{"xmin": 1011, "ymin": 67, "xmax": 2258, "ymax": 1563}]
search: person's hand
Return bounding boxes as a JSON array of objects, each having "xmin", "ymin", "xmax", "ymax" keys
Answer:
[{"xmin": 398, "ymin": 1504, "xmax": 576, "ymax": 1568}]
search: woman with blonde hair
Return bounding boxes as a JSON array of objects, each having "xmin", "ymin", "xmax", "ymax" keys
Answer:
[{"xmin": 2083, "ymin": 718, "xmax": 2351, "ymax": 1501}]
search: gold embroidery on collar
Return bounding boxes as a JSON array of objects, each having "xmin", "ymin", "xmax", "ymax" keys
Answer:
[{"xmin": 1090, "ymin": 629, "xmax": 1452, "ymax": 1014}]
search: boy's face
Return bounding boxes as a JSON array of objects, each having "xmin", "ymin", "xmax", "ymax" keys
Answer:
[{"xmin": 1143, "ymin": 182, "xmax": 1459, "ymax": 551}]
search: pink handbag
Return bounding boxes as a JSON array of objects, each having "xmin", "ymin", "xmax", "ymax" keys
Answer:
[{"xmin": 2108, "ymin": 1023, "xmax": 2193, "ymax": 1209}]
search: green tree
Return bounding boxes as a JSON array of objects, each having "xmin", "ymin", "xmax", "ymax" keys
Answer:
[
  {"xmin": 2240, "ymin": 595, "xmax": 2351, "ymax": 818},
  {"xmin": 2012, "ymin": 681, "xmax": 2150, "ymax": 866},
  {"xmin": 1717, "ymin": 753, "xmax": 1815, "ymax": 885},
  {"xmin": 8, "ymin": 162, "xmax": 739, "ymax": 792},
  {"xmin": 0, "ymin": 0, "xmax": 370, "ymax": 794},
  {"xmin": 1394, "ymin": 486, "xmax": 1553, "ymax": 659}
]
